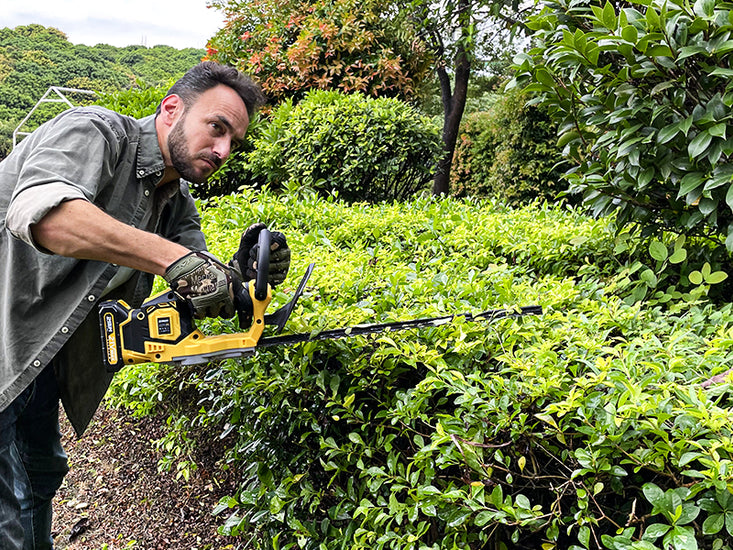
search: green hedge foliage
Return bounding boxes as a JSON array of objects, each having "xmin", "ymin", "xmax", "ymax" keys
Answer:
[
  {"xmin": 108, "ymin": 190, "xmax": 733, "ymax": 550},
  {"xmin": 243, "ymin": 90, "xmax": 443, "ymax": 202},
  {"xmin": 450, "ymin": 89, "xmax": 569, "ymax": 205}
]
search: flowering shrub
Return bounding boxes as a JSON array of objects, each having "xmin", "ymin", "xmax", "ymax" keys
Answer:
[{"xmin": 206, "ymin": 0, "xmax": 432, "ymax": 104}]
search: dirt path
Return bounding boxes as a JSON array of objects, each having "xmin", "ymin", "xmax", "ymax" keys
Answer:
[{"xmin": 51, "ymin": 406, "xmax": 239, "ymax": 550}]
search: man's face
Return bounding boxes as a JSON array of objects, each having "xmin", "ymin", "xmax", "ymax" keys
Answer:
[{"xmin": 167, "ymin": 84, "xmax": 249, "ymax": 184}]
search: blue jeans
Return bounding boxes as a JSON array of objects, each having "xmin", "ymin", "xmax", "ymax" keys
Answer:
[{"xmin": 0, "ymin": 365, "xmax": 69, "ymax": 550}]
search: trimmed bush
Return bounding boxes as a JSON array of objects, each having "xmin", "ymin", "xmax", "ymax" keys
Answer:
[
  {"xmin": 108, "ymin": 190, "xmax": 733, "ymax": 549},
  {"xmin": 244, "ymin": 90, "xmax": 443, "ymax": 202}
]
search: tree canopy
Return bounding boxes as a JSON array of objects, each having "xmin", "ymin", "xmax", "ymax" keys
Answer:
[
  {"xmin": 205, "ymin": 0, "xmax": 433, "ymax": 104},
  {"xmin": 204, "ymin": 0, "xmax": 532, "ymax": 195}
]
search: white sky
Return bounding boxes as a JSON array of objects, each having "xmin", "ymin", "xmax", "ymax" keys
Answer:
[{"xmin": 4, "ymin": 0, "xmax": 225, "ymax": 49}]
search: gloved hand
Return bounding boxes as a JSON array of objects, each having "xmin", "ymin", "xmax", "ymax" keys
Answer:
[
  {"xmin": 164, "ymin": 251, "xmax": 241, "ymax": 319},
  {"xmin": 230, "ymin": 222, "xmax": 291, "ymax": 286}
]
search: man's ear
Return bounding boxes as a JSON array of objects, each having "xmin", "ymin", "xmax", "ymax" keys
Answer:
[{"xmin": 159, "ymin": 94, "xmax": 184, "ymax": 127}]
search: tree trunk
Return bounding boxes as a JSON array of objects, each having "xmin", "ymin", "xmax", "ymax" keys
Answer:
[{"xmin": 432, "ymin": 26, "xmax": 471, "ymax": 195}]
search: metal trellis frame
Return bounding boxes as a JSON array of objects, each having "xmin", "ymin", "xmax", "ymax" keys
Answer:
[{"xmin": 12, "ymin": 86, "xmax": 98, "ymax": 148}]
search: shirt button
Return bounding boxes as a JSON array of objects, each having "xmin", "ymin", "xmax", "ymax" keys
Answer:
[
  {"xmin": 144, "ymin": 190, "xmax": 150, "ymax": 197},
  {"xmin": 87, "ymin": 295, "xmax": 96, "ymax": 302}
]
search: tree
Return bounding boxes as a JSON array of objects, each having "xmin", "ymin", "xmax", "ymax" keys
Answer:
[
  {"xmin": 205, "ymin": 0, "xmax": 433, "ymax": 104},
  {"xmin": 512, "ymin": 0, "xmax": 733, "ymax": 250},
  {"xmin": 402, "ymin": 0, "xmax": 533, "ymax": 194}
]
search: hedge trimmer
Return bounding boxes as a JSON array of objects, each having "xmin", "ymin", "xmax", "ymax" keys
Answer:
[{"xmin": 99, "ymin": 229, "xmax": 542, "ymax": 371}]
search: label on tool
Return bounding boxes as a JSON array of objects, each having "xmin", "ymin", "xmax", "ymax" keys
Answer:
[{"xmin": 103, "ymin": 312, "xmax": 118, "ymax": 365}]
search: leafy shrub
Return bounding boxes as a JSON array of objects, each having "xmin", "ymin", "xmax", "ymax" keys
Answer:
[
  {"xmin": 108, "ymin": 190, "xmax": 733, "ymax": 549},
  {"xmin": 206, "ymin": 0, "xmax": 432, "ymax": 105},
  {"xmin": 244, "ymin": 90, "xmax": 443, "ymax": 202},
  {"xmin": 512, "ymin": 0, "xmax": 733, "ymax": 251},
  {"xmin": 450, "ymin": 87, "xmax": 569, "ymax": 205}
]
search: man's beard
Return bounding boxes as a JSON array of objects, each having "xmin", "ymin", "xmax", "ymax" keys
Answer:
[{"xmin": 168, "ymin": 118, "xmax": 221, "ymax": 184}]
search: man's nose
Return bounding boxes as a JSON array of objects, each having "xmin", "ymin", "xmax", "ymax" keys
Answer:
[{"xmin": 212, "ymin": 138, "xmax": 231, "ymax": 161}]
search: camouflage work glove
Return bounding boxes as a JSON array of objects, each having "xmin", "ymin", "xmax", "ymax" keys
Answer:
[{"xmin": 164, "ymin": 251, "xmax": 240, "ymax": 319}]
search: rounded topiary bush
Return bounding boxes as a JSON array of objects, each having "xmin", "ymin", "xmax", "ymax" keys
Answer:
[{"xmin": 245, "ymin": 90, "xmax": 443, "ymax": 202}]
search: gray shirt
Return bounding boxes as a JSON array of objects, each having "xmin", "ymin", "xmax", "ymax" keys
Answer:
[{"xmin": 0, "ymin": 106, "xmax": 206, "ymax": 435}]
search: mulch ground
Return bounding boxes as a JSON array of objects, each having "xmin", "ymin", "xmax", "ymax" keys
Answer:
[{"xmin": 51, "ymin": 406, "xmax": 240, "ymax": 550}]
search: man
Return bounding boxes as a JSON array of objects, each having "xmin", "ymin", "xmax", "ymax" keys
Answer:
[{"xmin": 0, "ymin": 61, "xmax": 288, "ymax": 549}]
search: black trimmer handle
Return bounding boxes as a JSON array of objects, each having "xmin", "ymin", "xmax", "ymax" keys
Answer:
[{"xmin": 255, "ymin": 228, "xmax": 270, "ymax": 301}]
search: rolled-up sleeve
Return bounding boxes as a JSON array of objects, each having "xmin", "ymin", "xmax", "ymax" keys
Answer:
[
  {"xmin": 6, "ymin": 184, "xmax": 89, "ymax": 249},
  {"xmin": 5, "ymin": 109, "xmax": 121, "ymax": 251}
]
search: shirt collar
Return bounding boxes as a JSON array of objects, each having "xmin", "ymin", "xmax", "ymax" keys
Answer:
[{"xmin": 135, "ymin": 115, "xmax": 167, "ymax": 181}]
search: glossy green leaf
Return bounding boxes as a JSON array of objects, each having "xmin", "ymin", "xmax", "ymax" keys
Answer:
[
  {"xmin": 702, "ymin": 513, "xmax": 724, "ymax": 535},
  {"xmin": 710, "ymin": 67, "xmax": 733, "ymax": 77},
  {"xmin": 646, "ymin": 45, "xmax": 674, "ymax": 57},
  {"xmin": 689, "ymin": 270, "xmax": 703, "ymax": 285},
  {"xmin": 677, "ymin": 45, "xmax": 708, "ymax": 60},
  {"xmin": 621, "ymin": 25, "xmax": 638, "ymax": 42},
  {"xmin": 669, "ymin": 248, "xmax": 687, "ymax": 264},
  {"xmin": 657, "ymin": 123, "xmax": 680, "ymax": 144},
  {"xmin": 688, "ymin": 131, "xmax": 713, "ymax": 158},
  {"xmin": 644, "ymin": 523, "xmax": 671, "ymax": 538},
  {"xmin": 693, "ymin": 0, "xmax": 715, "ymax": 18},
  {"xmin": 535, "ymin": 67, "xmax": 555, "ymax": 88},
  {"xmin": 643, "ymin": 484, "xmax": 667, "ymax": 508},
  {"xmin": 677, "ymin": 172, "xmax": 705, "ymax": 197},
  {"xmin": 706, "ymin": 271, "xmax": 728, "ymax": 284},
  {"xmin": 709, "ymin": 123, "xmax": 727, "ymax": 138},
  {"xmin": 646, "ymin": 7, "xmax": 660, "ymax": 28},
  {"xmin": 603, "ymin": 1, "xmax": 618, "ymax": 29}
]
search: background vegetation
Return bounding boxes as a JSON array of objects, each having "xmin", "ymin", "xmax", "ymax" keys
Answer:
[
  {"xmin": 0, "ymin": 24, "xmax": 203, "ymax": 159},
  {"xmin": 206, "ymin": 0, "xmax": 432, "ymax": 104},
  {"xmin": 205, "ymin": 0, "xmax": 533, "ymax": 194},
  {"xmin": 450, "ymin": 87, "xmax": 569, "ymax": 205}
]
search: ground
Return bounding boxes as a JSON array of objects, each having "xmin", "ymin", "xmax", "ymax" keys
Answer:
[{"xmin": 52, "ymin": 406, "xmax": 239, "ymax": 550}]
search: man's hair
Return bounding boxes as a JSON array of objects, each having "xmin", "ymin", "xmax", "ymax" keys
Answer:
[{"xmin": 156, "ymin": 61, "xmax": 265, "ymax": 118}]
